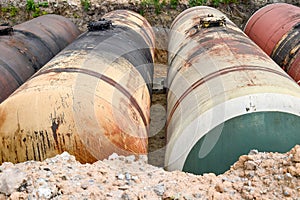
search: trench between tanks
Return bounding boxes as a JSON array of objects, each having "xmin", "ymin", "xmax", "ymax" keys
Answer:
[{"xmin": 148, "ymin": 92, "xmax": 167, "ymax": 167}]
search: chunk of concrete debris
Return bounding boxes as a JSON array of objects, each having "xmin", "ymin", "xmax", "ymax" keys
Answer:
[{"xmin": 0, "ymin": 168, "xmax": 27, "ymax": 195}]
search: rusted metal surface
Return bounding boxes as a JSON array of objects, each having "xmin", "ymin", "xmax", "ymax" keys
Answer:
[
  {"xmin": 103, "ymin": 10, "xmax": 155, "ymax": 93},
  {"xmin": 165, "ymin": 6, "xmax": 300, "ymax": 173},
  {"xmin": 0, "ymin": 14, "xmax": 80, "ymax": 103},
  {"xmin": 244, "ymin": 3, "xmax": 300, "ymax": 83},
  {"xmin": 0, "ymin": 25, "xmax": 13, "ymax": 35},
  {"xmin": 289, "ymin": 52, "xmax": 300, "ymax": 83},
  {"xmin": 0, "ymin": 10, "xmax": 154, "ymax": 164},
  {"xmin": 103, "ymin": 10, "xmax": 155, "ymax": 60}
]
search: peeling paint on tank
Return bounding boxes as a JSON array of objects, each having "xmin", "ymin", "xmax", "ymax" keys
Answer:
[
  {"xmin": 244, "ymin": 3, "xmax": 300, "ymax": 83},
  {"xmin": 166, "ymin": 6, "xmax": 300, "ymax": 174},
  {"xmin": 0, "ymin": 15, "xmax": 80, "ymax": 102},
  {"xmin": 0, "ymin": 10, "xmax": 153, "ymax": 164}
]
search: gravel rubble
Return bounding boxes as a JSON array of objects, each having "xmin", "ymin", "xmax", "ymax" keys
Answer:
[{"xmin": 0, "ymin": 146, "xmax": 300, "ymax": 199}]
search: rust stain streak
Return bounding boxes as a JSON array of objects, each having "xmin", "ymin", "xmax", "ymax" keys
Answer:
[
  {"xmin": 45, "ymin": 131, "xmax": 51, "ymax": 148},
  {"xmin": 51, "ymin": 119, "xmax": 60, "ymax": 147},
  {"xmin": 25, "ymin": 143, "xmax": 29, "ymax": 160},
  {"xmin": 40, "ymin": 131, "xmax": 47, "ymax": 156},
  {"xmin": 37, "ymin": 142, "xmax": 41, "ymax": 161},
  {"xmin": 32, "ymin": 141, "xmax": 36, "ymax": 160}
]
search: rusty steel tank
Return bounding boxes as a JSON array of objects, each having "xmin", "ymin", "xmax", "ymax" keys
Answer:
[
  {"xmin": 165, "ymin": 6, "xmax": 300, "ymax": 175},
  {"xmin": 0, "ymin": 10, "xmax": 154, "ymax": 164},
  {"xmin": 0, "ymin": 14, "xmax": 80, "ymax": 103},
  {"xmin": 244, "ymin": 3, "xmax": 300, "ymax": 83}
]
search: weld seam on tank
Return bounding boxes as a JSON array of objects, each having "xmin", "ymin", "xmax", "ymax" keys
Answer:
[
  {"xmin": 0, "ymin": 10, "xmax": 154, "ymax": 164},
  {"xmin": 166, "ymin": 6, "xmax": 300, "ymax": 175},
  {"xmin": 134, "ymin": 25, "xmax": 154, "ymax": 54},
  {"xmin": 102, "ymin": 10, "xmax": 155, "ymax": 58},
  {"xmin": 0, "ymin": 59, "xmax": 23, "ymax": 85},
  {"xmin": 244, "ymin": 6, "xmax": 279, "ymax": 40},
  {"xmin": 115, "ymin": 30, "xmax": 154, "ymax": 94},
  {"xmin": 182, "ymin": 37, "xmax": 257, "ymax": 65},
  {"xmin": 114, "ymin": 18, "xmax": 154, "ymax": 51},
  {"xmin": 0, "ymin": 15, "xmax": 80, "ymax": 103},
  {"xmin": 11, "ymin": 43, "xmax": 41, "ymax": 71},
  {"xmin": 13, "ymin": 29, "xmax": 56, "ymax": 57},
  {"xmin": 271, "ymin": 23, "xmax": 300, "ymax": 72},
  {"xmin": 168, "ymin": 36, "xmax": 270, "ymax": 88},
  {"xmin": 103, "ymin": 14, "xmax": 155, "ymax": 52},
  {"xmin": 166, "ymin": 64, "xmax": 293, "ymax": 127},
  {"xmin": 39, "ymin": 26, "xmax": 70, "ymax": 50},
  {"xmin": 86, "ymin": 19, "xmax": 154, "ymax": 94},
  {"xmin": 169, "ymin": 34, "xmax": 245, "ymax": 68},
  {"xmin": 244, "ymin": 3, "xmax": 300, "ymax": 83},
  {"xmin": 86, "ymin": 18, "xmax": 154, "ymax": 91},
  {"xmin": 31, "ymin": 67, "xmax": 148, "ymax": 127}
]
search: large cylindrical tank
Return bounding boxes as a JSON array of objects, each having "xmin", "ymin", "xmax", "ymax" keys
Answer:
[
  {"xmin": 166, "ymin": 6, "xmax": 300, "ymax": 175},
  {"xmin": 0, "ymin": 14, "xmax": 80, "ymax": 103},
  {"xmin": 0, "ymin": 10, "xmax": 154, "ymax": 164},
  {"xmin": 244, "ymin": 3, "xmax": 300, "ymax": 83}
]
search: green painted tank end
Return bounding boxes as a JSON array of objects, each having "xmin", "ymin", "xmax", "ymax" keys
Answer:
[{"xmin": 183, "ymin": 111, "xmax": 300, "ymax": 175}]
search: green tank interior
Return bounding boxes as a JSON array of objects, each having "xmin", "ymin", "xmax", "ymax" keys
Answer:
[{"xmin": 183, "ymin": 111, "xmax": 300, "ymax": 175}]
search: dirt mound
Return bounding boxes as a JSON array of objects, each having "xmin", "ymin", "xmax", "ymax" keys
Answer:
[{"xmin": 0, "ymin": 145, "xmax": 300, "ymax": 199}]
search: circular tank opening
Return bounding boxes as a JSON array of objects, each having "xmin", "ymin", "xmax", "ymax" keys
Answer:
[{"xmin": 183, "ymin": 111, "xmax": 300, "ymax": 175}]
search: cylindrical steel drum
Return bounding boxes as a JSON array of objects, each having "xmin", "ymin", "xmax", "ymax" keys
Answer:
[
  {"xmin": 0, "ymin": 14, "xmax": 80, "ymax": 103},
  {"xmin": 166, "ymin": 6, "xmax": 300, "ymax": 175},
  {"xmin": 0, "ymin": 10, "xmax": 154, "ymax": 164},
  {"xmin": 244, "ymin": 3, "xmax": 300, "ymax": 83}
]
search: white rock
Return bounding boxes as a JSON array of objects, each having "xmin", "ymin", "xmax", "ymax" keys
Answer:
[
  {"xmin": 117, "ymin": 173, "xmax": 125, "ymax": 180},
  {"xmin": 248, "ymin": 149, "xmax": 259, "ymax": 155},
  {"xmin": 153, "ymin": 184, "xmax": 165, "ymax": 196},
  {"xmin": 0, "ymin": 168, "xmax": 27, "ymax": 195},
  {"xmin": 37, "ymin": 186, "xmax": 52, "ymax": 199},
  {"xmin": 125, "ymin": 172, "xmax": 131, "ymax": 180},
  {"xmin": 125, "ymin": 155, "xmax": 136, "ymax": 163},
  {"xmin": 244, "ymin": 161, "xmax": 257, "ymax": 170},
  {"xmin": 108, "ymin": 153, "xmax": 119, "ymax": 160}
]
